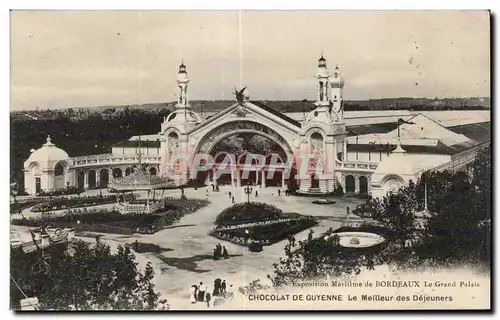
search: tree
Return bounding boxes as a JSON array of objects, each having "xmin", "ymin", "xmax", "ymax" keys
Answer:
[
  {"xmin": 268, "ymin": 229, "xmax": 363, "ymax": 287},
  {"xmin": 416, "ymin": 146, "xmax": 491, "ymax": 267},
  {"xmin": 10, "ymin": 240, "xmax": 168, "ymax": 310},
  {"xmin": 369, "ymin": 181, "xmax": 419, "ymax": 250},
  {"xmin": 468, "ymin": 145, "xmax": 491, "ymax": 222}
]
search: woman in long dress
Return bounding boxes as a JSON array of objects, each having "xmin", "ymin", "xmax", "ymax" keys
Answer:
[{"xmin": 189, "ymin": 285, "xmax": 197, "ymax": 304}]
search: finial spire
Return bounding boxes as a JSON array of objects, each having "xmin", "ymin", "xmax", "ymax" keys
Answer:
[{"xmin": 44, "ymin": 134, "xmax": 54, "ymax": 146}]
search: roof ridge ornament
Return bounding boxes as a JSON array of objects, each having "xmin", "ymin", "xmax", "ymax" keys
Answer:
[
  {"xmin": 44, "ymin": 135, "xmax": 54, "ymax": 147},
  {"xmin": 233, "ymin": 86, "xmax": 247, "ymax": 105}
]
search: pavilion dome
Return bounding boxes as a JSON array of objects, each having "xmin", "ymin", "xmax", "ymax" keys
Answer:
[
  {"xmin": 370, "ymin": 142, "xmax": 423, "ymax": 197},
  {"xmin": 25, "ymin": 135, "xmax": 69, "ymax": 167},
  {"xmin": 373, "ymin": 143, "xmax": 419, "ymax": 177}
]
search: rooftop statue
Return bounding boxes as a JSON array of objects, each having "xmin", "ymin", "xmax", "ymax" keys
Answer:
[{"xmin": 233, "ymin": 86, "xmax": 247, "ymax": 105}]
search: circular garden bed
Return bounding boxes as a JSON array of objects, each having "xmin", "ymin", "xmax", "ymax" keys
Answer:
[
  {"xmin": 211, "ymin": 202, "xmax": 318, "ymax": 247},
  {"xmin": 215, "ymin": 202, "xmax": 283, "ymax": 225}
]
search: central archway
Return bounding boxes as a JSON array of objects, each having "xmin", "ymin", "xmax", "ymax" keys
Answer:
[{"xmin": 194, "ymin": 120, "xmax": 295, "ymax": 187}]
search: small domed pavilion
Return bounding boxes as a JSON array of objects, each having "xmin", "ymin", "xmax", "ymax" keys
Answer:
[{"xmin": 23, "ymin": 135, "xmax": 71, "ymax": 195}]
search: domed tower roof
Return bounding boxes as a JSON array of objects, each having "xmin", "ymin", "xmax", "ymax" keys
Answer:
[
  {"xmin": 178, "ymin": 61, "xmax": 187, "ymax": 73},
  {"xmin": 318, "ymin": 55, "xmax": 327, "ymax": 67},
  {"xmin": 25, "ymin": 135, "xmax": 69, "ymax": 167}
]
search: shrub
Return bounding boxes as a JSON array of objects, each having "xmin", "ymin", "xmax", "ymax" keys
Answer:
[
  {"xmin": 332, "ymin": 182, "xmax": 344, "ymax": 196},
  {"xmin": 215, "ymin": 202, "xmax": 283, "ymax": 225},
  {"xmin": 37, "ymin": 186, "xmax": 85, "ymax": 197},
  {"xmin": 31, "ymin": 194, "xmax": 134, "ymax": 212}
]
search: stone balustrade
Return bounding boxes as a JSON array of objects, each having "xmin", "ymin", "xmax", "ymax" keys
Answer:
[
  {"xmin": 71, "ymin": 153, "xmax": 161, "ymax": 168},
  {"xmin": 335, "ymin": 159, "xmax": 378, "ymax": 172}
]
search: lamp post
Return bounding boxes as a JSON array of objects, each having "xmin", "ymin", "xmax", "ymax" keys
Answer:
[{"xmin": 244, "ymin": 184, "xmax": 253, "ymax": 204}]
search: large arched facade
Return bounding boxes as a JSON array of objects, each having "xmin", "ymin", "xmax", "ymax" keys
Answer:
[{"xmin": 159, "ymin": 100, "xmax": 347, "ymax": 194}]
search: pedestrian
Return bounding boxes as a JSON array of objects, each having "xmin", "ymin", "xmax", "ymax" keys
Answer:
[
  {"xmin": 228, "ymin": 191, "xmax": 232, "ymax": 198},
  {"xmin": 367, "ymin": 257, "xmax": 375, "ymax": 270},
  {"xmin": 205, "ymin": 292, "xmax": 211, "ymax": 307},
  {"xmin": 213, "ymin": 248, "xmax": 218, "ymax": 260},
  {"xmin": 232, "ymin": 195, "xmax": 235, "ymax": 204},
  {"xmin": 198, "ymin": 282, "xmax": 206, "ymax": 302},
  {"xmin": 278, "ymin": 189, "xmax": 281, "ymax": 196},
  {"xmin": 189, "ymin": 285, "xmax": 197, "ymax": 304},
  {"xmin": 255, "ymin": 190, "xmax": 258, "ymax": 197},
  {"xmin": 213, "ymin": 278, "xmax": 222, "ymax": 296},
  {"xmin": 221, "ymin": 280, "xmax": 227, "ymax": 296},
  {"xmin": 222, "ymin": 246, "xmax": 229, "ymax": 259}
]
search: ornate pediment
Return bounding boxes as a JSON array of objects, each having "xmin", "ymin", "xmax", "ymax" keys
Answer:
[{"xmin": 231, "ymin": 105, "xmax": 250, "ymax": 118}]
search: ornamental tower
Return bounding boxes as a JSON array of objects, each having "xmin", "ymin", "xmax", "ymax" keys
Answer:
[
  {"xmin": 176, "ymin": 61, "xmax": 189, "ymax": 109},
  {"xmin": 330, "ymin": 65, "xmax": 344, "ymax": 119},
  {"xmin": 164, "ymin": 61, "xmax": 200, "ymax": 126},
  {"xmin": 316, "ymin": 54, "xmax": 330, "ymax": 106},
  {"xmin": 159, "ymin": 61, "xmax": 201, "ymax": 182}
]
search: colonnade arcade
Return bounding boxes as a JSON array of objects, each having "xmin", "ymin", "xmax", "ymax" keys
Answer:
[
  {"xmin": 340, "ymin": 172, "xmax": 370, "ymax": 195},
  {"xmin": 193, "ymin": 150, "xmax": 291, "ymax": 188},
  {"xmin": 75, "ymin": 165, "xmax": 159, "ymax": 189}
]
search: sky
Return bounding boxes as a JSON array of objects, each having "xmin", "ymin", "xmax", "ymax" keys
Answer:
[{"xmin": 10, "ymin": 10, "xmax": 490, "ymax": 110}]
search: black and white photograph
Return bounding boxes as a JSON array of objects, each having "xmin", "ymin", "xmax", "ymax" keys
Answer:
[{"xmin": 9, "ymin": 10, "xmax": 491, "ymax": 311}]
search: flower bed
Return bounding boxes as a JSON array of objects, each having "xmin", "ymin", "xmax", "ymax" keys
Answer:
[
  {"xmin": 210, "ymin": 215, "xmax": 318, "ymax": 246},
  {"xmin": 10, "ymin": 200, "xmax": 42, "ymax": 213},
  {"xmin": 37, "ymin": 186, "xmax": 85, "ymax": 197},
  {"xmin": 30, "ymin": 194, "xmax": 135, "ymax": 212},
  {"xmin": 215, "ymin": 202, "xmax": 283, "ymax": 225},
  {"xmin": 12, "ymin": 198, "xmax": 210, "ymax": 235}
]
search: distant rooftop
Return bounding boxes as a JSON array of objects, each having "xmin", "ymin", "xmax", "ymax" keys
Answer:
[{"xmin": 250, "ymin": 100, "xmax": 302, "ymax": 128}]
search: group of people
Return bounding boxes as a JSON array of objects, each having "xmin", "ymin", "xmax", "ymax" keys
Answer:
[
  {"xmin": 189, "ymin": 279, "xmax": 229, "ymax": 307},
  {"xmin": 213, "ymin": 243, "xmax": 229, "ymax": 260}
]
